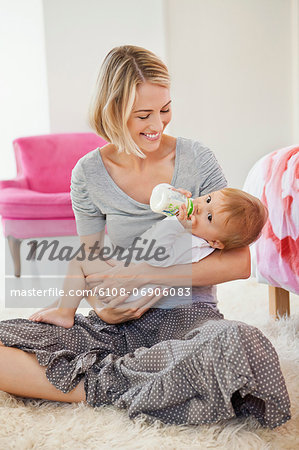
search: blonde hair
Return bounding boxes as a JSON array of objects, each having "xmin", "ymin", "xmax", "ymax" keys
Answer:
[
  {"xmin": 89, "ymin": 45, "xmax": 170, "ymax": 158},
  {"xmin": 218, "ymin": 188, "xmax": 268, "ymax": 250}
]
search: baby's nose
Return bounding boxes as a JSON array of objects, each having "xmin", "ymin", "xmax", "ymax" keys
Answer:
[
  {"xmin": 192, "ymin": 199, "xmax": 200, "ymax": 214},
  {"xmin": 194, "ymin": 202, "xmax": 201, "ymax": 214}
]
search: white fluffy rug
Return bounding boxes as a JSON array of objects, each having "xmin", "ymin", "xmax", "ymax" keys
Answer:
[{"xmin": 0, "ymin": 278, "xmax": 298, "ymax": 450}]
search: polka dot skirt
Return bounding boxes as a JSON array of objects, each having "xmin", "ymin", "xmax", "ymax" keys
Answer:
[{"xmin": 0, "ymin": 303, "xmax": 291, "ymax": 428}]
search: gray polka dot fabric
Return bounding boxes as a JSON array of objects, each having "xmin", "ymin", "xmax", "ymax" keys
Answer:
[{"xmin": 0, "ymin": 304, "xmax": 290, "ymax": 428}]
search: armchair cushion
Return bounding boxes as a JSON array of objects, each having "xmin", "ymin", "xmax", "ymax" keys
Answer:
[{"xmin": 0, "ymin": 188, "xmax": 73, "ymax": 219}]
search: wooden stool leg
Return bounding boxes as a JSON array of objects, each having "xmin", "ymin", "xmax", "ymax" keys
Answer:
[
  {"xmin": 269, "ymin": 286, "xmax": 290, "ymax": 319},
  {"xmin": 7, "ymin": 236, "xmax": 22, "ymax": 277}
]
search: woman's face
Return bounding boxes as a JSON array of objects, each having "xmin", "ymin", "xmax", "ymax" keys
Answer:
[{"xmin": 127, "ymin": 81, "xmax": 172, "ymax": 153}]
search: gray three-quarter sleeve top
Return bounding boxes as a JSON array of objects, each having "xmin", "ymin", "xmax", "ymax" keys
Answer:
[{"xmin": 70, "ymin": 137, "xmax": 227, "ymax": 308}]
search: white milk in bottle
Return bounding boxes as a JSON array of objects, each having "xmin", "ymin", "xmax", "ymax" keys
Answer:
[{"xmin": 150, "ymin": 183, "xmax": 194, "ymax": 216}]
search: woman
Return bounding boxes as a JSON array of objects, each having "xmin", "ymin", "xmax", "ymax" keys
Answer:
[{"xmin": 0, "ymin": 46, "xmax": 290, "ymax": 428}]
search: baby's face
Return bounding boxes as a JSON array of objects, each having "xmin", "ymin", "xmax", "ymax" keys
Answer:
[{"xmin": 190, "ymin": 190, "xmax": 229, "ymax": 249}]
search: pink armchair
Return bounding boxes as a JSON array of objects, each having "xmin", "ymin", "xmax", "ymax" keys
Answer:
[{"xmin": 0, "ymin": 133, "xmax": 106, "ymax": 276}]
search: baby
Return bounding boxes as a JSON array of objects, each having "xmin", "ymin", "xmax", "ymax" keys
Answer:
[{"xmin": 29, "ymin": 187, "xmax": 267, "ymax": 328}]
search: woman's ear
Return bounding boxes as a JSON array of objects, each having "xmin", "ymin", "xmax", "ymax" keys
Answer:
[{"xmin": 207, "ymin": 239, "xmax": 225, "ymax": 250}]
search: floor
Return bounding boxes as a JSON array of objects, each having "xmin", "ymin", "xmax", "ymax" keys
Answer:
[{"xmin": 0, "ymin": 230, "xmax": 298, "ymax": 449}]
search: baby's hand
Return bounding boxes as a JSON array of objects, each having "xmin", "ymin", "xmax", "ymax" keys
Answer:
[{"xmin": 176, "ymin": 204, "xmax": 192, "ymax": 230}]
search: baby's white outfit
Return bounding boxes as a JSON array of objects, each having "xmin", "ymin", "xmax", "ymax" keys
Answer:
[{"xmin": 118, "ymin": 216, "xmax": 214, "ymax": 308}]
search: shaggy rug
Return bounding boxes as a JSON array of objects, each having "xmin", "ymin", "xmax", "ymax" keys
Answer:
[{"xmin": 0, "ymin": 278, "xmax": 298, "ymax": 449}]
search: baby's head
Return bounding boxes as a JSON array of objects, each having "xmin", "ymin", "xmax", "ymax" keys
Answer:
[{"xmin": 191, "ymin": 188, "xmax": 268, "ymax": 250}]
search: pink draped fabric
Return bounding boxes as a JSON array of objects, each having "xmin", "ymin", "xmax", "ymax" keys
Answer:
[{"xmin": 243, "ymin": 146, "xmax": 299, "ymax": 295}]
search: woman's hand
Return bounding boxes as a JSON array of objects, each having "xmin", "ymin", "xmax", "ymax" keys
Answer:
[
  {"xmin": 171, "ymin": 187, "xmax": 192, "ymax": 198},
  {"xmin": 84, "ymin": 258, "xmax": 124, "ymax": 290},
  {"xmin": 85, "ymin": 261, "xmax": 168, "ymax": 308},
  {"xmin": 96, "ymin": 294, "xmax": 164, "ymax": 324}
]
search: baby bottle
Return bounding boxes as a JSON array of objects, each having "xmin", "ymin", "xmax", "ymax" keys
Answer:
[{"xmin": 150, "ymin": 183, "xmax": 194, "ymax": 217}]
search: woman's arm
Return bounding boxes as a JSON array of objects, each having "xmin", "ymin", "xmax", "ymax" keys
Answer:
[
  {"xmin": 142, "ymin": 245, "xmax": 251, "ymax": 286},
  {"xmin": 87, "ymin": 245, "xmax": 250, "ymax": 308},
  {"xmin": 78, "ymin": 230, "xmax": 119, "ymax": 269},
  {"xmin": 79, "ymin": 230, "xmax": 105, "ymax": 252},
  {"xmin": 197, "ymin": 246, "xmax": 251, "ymax": 284}
]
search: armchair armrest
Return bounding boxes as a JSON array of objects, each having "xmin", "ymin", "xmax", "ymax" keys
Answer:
[{"xmin": 0, "ymin": 177, "xmax": 29, "ymax": 190}]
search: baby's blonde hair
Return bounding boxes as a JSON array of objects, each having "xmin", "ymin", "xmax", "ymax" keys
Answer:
[
  {"xmin": 89, "ymin": 45, "xmax": 170, "ymax": 158},
  {"xmin": 218, "ymin": 188, "xmax": 268, "ymax": 250}
]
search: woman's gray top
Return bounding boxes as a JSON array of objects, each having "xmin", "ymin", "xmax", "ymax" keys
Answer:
[{"xmin": 70, "ymin": 137, "xmax": 227, "ymax": 308}]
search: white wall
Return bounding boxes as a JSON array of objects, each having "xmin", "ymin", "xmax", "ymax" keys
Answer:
[
  {"xmin": 165, "ymin": 0, "xmax": 295, "ymax": 187},
  {"xmin": 292, "ymin": 0, "xmax": 299, "ymax": 143},
  {"xmin": 0, "ymin": 0, "xmax": 50, "ymax": 180},
  {"xmin": 42, "ymin": 0, "xmax": 167, "ymax": 133},
  {"xmin": 1, "ymin": 0, "xmax": 297, "ymax": 188}
]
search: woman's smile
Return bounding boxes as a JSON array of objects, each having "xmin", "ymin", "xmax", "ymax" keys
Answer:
[{"xmin": 140, "ymin": 131, "xmax": 162, "ymax": 141}]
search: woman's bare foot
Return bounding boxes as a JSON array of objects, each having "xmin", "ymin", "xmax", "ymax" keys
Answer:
[
  {"xmin": 29, "ymin": 308, "xmax": 75, "ymax": 328},
  {"xmin": 29, "ymin": 299, "xmax": 60, "ymax": 321}
]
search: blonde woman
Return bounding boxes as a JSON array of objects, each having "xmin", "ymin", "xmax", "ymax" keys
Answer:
[{"xmin": 0, "ymin": 46, "xmax": 290, "ymax": 428}]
